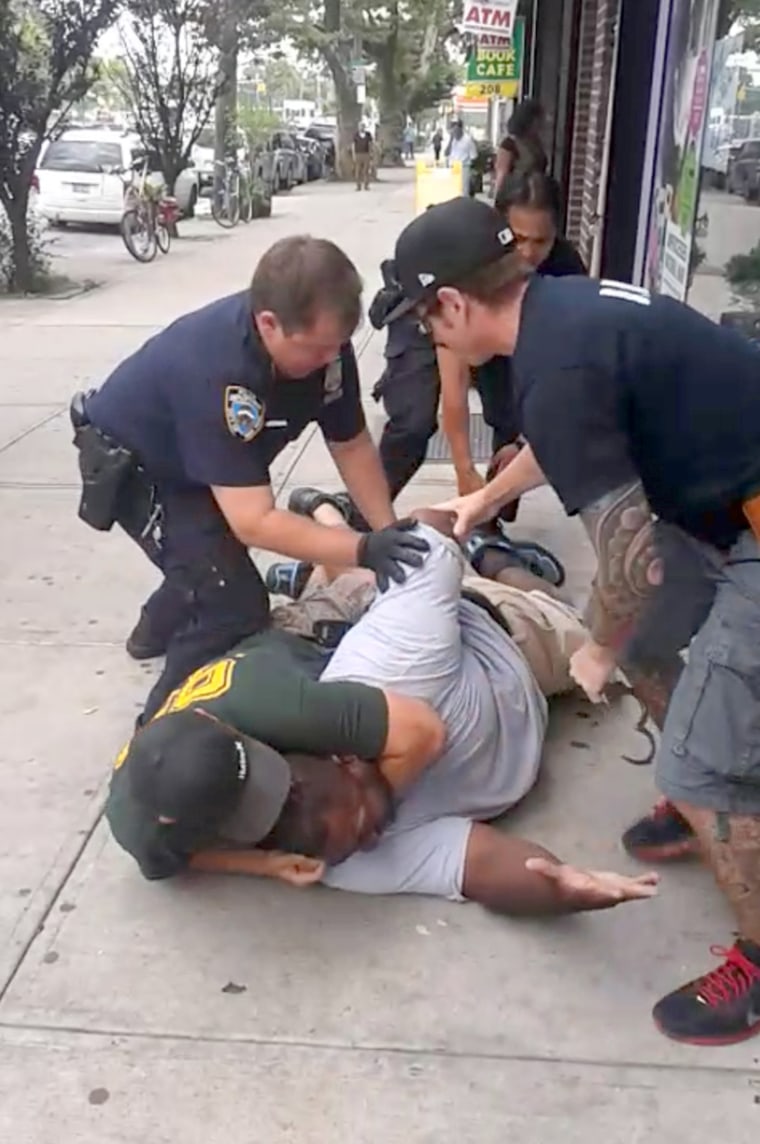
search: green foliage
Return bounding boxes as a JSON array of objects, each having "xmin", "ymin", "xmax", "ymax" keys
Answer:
[
  {"xmin": 726, "ymin": 241, "xmax": 760, "ymax": 286},
  {"xmin": 118, "ymin": 0, "xmax": 225, "ymax": 189},
  {"xmin": 238, "ymin": 104, "xmax": 279, "ymax": 147},
  {"xmin": 0, "ymin": 205, "xmax": 50, "ymax": 293},
  {"xmin": 0, "ymin": 0, "xmax": 120, "ymax": 292}
]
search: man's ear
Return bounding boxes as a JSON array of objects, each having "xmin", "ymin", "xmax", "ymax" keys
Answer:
[{"xmin": 261, "ymin": 850, "xmax": 325, "ymax": 888}]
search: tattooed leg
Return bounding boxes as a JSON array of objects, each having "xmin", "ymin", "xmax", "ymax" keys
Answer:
[{"xmin": 674, "ymin": 803, "xmax": 760, "ymax": 942}]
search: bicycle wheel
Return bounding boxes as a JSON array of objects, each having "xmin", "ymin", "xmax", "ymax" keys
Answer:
[
  {"xmin": 212, "ymin": 175, "xmax": 240, "ymax": 228},
  {"xmin": 156, "ymin": 220, "xmax": 171, "ymax": 254},
  {"xmin": 121, "ymin": 207, "xmax": 157, "ymax": 263},
  {"xmin": 239, "ymin": 182, "xmax": 252, "ymax": 223}
]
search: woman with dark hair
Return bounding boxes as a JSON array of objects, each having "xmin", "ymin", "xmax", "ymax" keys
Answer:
[
  {"xmin": 438, "ymin": 173, "xmax": 586, "ymax": 535},
  {"xmin": 493, "ymin": 98, "xmax": 548, "ymax": 200}
]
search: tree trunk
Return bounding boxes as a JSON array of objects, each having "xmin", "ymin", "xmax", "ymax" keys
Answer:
[
  {"xmin": 4, "ymin": 193, "xmax": 33, "ymax": 294},
  {"xmin": 376, "ymin": 55, "xmax": 405, "ymax": 167},
  {"xmin": 213, "ymin": 0, "xmax": 239, "ymax": 210},
  {"xmin": 322, "ymin": 0, "xmax": 359, "ymax": 180},
  {"xmin": 333, "ymin": 66, "xmax": 360, "ymax": 179}
]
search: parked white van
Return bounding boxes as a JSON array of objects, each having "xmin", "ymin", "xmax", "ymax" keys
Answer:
[{"xmin": 34, "ymin": 129, "xmax": 198, "ymax": 226}]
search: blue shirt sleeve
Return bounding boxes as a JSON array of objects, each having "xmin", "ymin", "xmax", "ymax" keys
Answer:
[
  {"xmin": 317, "ymin": 343, "xmax": 367, "ymax": 443},
  {"xmin": 520, "ymin": 366, "xmax": 638, "ymax": 514},
  {"xmin": 173, "ymin": 373, "xmax": 273, "ymax": 489}
]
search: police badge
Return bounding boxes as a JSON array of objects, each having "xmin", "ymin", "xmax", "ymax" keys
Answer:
[
  {"xmin": 224, "ymin": 385, "xmax": 265, "ymax": 442},
  {"xmin": 323, "ymin": 358, "xmax": 343, "ymax": 404}
]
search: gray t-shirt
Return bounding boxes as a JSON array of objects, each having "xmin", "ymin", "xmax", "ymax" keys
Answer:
[{"xmin": 319, "ymin": 527, "xmax": 547, "ymax": 901}]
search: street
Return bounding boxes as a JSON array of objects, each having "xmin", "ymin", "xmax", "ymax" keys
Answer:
[{"xmin": 0, "ymin": 170, "xmax": 758, "ymax": 1144}]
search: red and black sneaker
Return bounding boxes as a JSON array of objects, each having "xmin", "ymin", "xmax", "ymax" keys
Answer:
[
  {"xmin": 621, "ymin": 797, "xmax": 699, "ymax": 863},
  {"xmin": 653, "ymin": 941, "xmax": 760, "ymax": 1046}
]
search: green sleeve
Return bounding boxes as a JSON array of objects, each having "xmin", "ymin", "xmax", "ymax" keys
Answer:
[{"xmin": 217, "ymin": 658, "xmax": 389, "ymax": 760}]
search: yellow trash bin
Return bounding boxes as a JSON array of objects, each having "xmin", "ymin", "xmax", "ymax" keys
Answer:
[{"xmin": 415, "ymin": 159, "xmax": 464, "ymax": 216}]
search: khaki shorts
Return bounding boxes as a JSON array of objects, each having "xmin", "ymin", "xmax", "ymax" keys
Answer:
[
  {"xmin": 273, "ymin": 568, "xmax": 588, "ymax": 699},
  {"xmin": 271, "ymin": 572, "xmax": 376, "ymax": 640},
  {"xmin": 461, "ymin": 575, "xmax": 588, "ymax": 697}
]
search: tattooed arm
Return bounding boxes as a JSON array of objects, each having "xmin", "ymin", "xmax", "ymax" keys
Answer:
[
  {"xmin": 575, "ymin": 481, "xmax": 683, "ymax": 728},
  {"xmin": 579, "ymin": 479, "xmax": 659, "ymax": 649}
]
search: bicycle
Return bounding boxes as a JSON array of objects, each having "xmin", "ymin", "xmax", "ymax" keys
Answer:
[
  {"xmin": 211, "ymin": 156, "xmax": 242, "ymax": 228},
  {"xmin": 119, "ymin": 158, "xmax": 179, "ymax": 263}
]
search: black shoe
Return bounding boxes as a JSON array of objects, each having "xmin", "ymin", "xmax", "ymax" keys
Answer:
[
  {"xmin": 265, "ymin": 561, "xmax": 313, "ymax": 600},
  {"xmin": 125, "ymin": 611, "xmax": 168, "ymax": 661},
  {"xmin": 653, "ymin": 940, "xmax": 760, "ymax": 1046},
  {"xmin": 621, "ymin": 797, "xmax": 698, "ymax": 863},
  {"xmin": 287, "ymin": 487, "xmax": 350, "ymax": 522}
]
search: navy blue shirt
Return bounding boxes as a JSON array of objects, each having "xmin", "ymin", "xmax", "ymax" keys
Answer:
[
  {"xmin": 86, "ymin": 292, "xmax": 365, "ymax": 489},
  {"xmin": 512, "ymin": 276, "xmax": 760, "ymax": 548},
  {"xmin": 473, "ymin": 237, "xmax": 587, "ymax": 441}
]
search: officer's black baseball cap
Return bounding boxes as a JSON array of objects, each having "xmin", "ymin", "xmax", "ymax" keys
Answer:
[
  {"xmin": 127, "ymin": 709, "xmax": 291, "ymax": 846},
  {"xmin": 381, "ymin": 197, "xmax": 518, "ymax": 326}
]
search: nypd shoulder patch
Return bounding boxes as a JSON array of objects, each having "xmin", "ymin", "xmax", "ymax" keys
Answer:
[{"xmin": 224, "ymin": 385, "xmax": 265, "ymax": 442}]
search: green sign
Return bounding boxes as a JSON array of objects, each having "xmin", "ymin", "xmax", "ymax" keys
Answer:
[{"xmin": 466, "ymin": 17, "xmax": 524, "ymax": 87}]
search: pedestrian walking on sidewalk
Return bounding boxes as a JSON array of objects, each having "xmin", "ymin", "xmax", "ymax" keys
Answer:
[
  {"xmin": 353, "ymin": 124, "xmax": 373, "ymax": 190},
  {"xmin": 387, "ymin": 194, "xmax": 760, "ymax": 1048},
  {"xmin": 70, "ymin": 235, "xmax": 428, "ymax": 722}
]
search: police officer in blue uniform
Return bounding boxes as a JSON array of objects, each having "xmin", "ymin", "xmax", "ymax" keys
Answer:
[{"xmin": 71, "ymin": 235, "xmax": 427, "ymax": 720}]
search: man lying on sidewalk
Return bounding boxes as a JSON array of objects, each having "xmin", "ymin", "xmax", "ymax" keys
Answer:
[{"xmin": 107, "ymin": 494, "xmax": 657, "ymax": 916}]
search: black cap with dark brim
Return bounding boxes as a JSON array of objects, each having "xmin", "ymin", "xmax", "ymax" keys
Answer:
[
  {"xmin": 380, "ymin": 196, "xmax": 517, "ymax": 328},
  {"xmin": 127, "ymin": 709, "xmax": 291, "ymax": 847}
]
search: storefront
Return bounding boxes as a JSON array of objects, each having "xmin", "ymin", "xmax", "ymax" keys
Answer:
[{"xmin": 525, "ymin": 0, "xmax": 724, "ymax": 296}]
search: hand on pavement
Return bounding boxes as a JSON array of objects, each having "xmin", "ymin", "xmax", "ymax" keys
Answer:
[
  {"xmin": 525, "ymin": 857, "xmax": 659, "ymax": 912},
  {"xmin": 431, "ymin": 489, "xmax": 496, "ymax": 539},
  {"xmin": 569, "ymin": 640, "xmax": 617, "ymax": 703},
  {"xmin": 357, "ymin": 519, "xmax": 430, "ymax": 592}
]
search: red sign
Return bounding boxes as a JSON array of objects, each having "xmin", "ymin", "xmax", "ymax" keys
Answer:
[{"xmin": 462, "ymin": 2, "xmax": 517, "ymax": 38}]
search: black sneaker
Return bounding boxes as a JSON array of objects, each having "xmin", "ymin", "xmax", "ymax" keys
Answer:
[
  {"xmin": 265, "ymin": 561, "xmax": 312, "ymax": 601},
  {"xmin": 621, "ymin": 797, "xmax": 698, "ymax": 863},
  {"xmin": 653, "ymin": 941, "xmax": 760, "ymax": 1046},
  {"xmin": 125, "ymin": 611, "xmax": 167, "ymax": 661}
]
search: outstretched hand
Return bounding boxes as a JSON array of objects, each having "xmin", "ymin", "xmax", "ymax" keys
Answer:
[{"xmin": 525, "ymin": 857, "xmax": 659, "ymax": 912}]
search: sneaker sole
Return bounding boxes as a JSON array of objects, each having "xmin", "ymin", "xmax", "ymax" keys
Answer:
[
  {"xmin": 624, "ymin": 837, "xmax": 700, "ymax": 864},
  {"xmin": 653, "ymin": 1012, "xmax": 760, "ymax": 1046}
]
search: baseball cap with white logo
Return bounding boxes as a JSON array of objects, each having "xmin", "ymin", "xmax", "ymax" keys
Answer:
[{"xmin": 381, "ymin": 196, "xmax": 519, "ymax": 326}]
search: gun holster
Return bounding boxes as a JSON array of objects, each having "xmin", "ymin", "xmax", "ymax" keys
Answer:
[{"xmin": 70, "ymin": 391, "xmax": 136, "ymax": 532}]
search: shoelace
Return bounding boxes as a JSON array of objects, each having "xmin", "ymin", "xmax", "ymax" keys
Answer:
[
  {"xmin": 698, "ymin": 944, "xmax": 760, "ymax": 1006},
  {"xmin": 651, "ymin": 797, "xmax": 678, "ymax": 821}
]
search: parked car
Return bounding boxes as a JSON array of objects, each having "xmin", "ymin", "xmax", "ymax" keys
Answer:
[
  {"xmin": 34, "ymin": 129, "xmax": 199, "ymax": 225},
  {"xmin": 269, "ymin": 130, "xmax": 300, "ymax": 192},
  {"xmin": 727, "ymin": 138, "xmax": 760, "ymax": 200},
  {"xmin": 305, "ymin": 123, "xmax": 336, "ymax": 174},
  {"xmin": 296, "ymin": 135, "xmax": 325, "ymax": 181}
]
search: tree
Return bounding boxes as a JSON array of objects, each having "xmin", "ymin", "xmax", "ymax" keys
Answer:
[
  {"xmin": 116, "ymin": 0, "xmax": 224, "ymax": 203},
  {"xmin": 0, "ymin": 0, "xmax": 120, "ymax": 292},
  {"xmin": 263, "ymin": 0, "xmax": 458, "ymax": 178},
  {"xmin": 364, "ymin": 0, "xmax": 459, "ymax": 165}
]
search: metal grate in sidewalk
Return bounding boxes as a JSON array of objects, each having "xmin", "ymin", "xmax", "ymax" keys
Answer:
[{"xmin": 427, "ymin": 412, "xmax": 492, "ymax": 463}]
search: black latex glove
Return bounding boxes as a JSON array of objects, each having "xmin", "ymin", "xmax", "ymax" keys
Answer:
[{"xmin": 357, "ymin": 519, "xmax": 430, "ymax": 592}]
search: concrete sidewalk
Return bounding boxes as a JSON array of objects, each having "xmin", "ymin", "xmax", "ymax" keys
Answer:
[{"xmin": 0, "ymin": 170, "xmax": 758, "ymax": 1144}]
